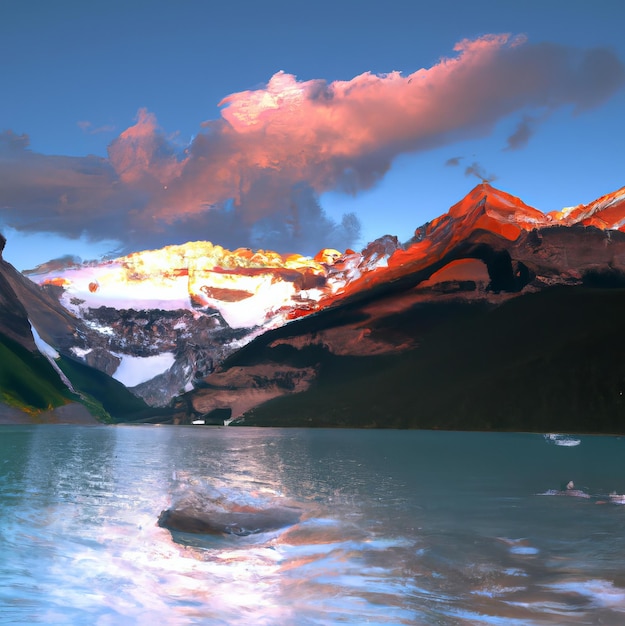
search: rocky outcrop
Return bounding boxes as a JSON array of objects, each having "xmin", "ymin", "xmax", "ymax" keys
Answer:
[
  {"xmin": 512, "ymin": 226, "xmax": 625, "ymax": 286},
  {"xmin": 0, "ymin": 263, "xmax": 36, "ymax": 350},
  {"xmin": 172, "ymin": 362, "xmax": 318, "ymax": 424},
  {"xmin": 77, "ymin": 306, "xmax": 251, "ymax": 405},
  {"xmin": 158, "ymin": 501, "xmax": 302, "ymax": 536}
]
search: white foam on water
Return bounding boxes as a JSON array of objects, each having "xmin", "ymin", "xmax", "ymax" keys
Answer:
[
  {"xmin": 544, "ymin": 433, "xmax": 581, "ymax": 447},
  {"xmin": 542, "ymin": 579, "xmax": 625, "ymax": 611}
]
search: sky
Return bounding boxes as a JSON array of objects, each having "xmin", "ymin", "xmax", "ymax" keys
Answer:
[{"xmin": 1, "ymin": 0, "xmax": 624, "ymax": 271}]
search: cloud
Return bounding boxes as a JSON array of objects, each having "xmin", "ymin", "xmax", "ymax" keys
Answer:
[
  {"xmin": 77, "ymin": 121, "xmax": 116, "ymax": 135},
  {"xmin": 0, "ymin": 131, "xmax": 126, "ymax": 238},
  {"xmin": 108, "ymin": 108, "xmax": 183, "ymax": 186},
  {"xmin": 464, "ymin": 161, "xmax": 497, "ymax": 183},
  {"xmin": 505, "ymin": 110, "xmax": 557, "ymax": 151},
  {"xmin": 0, "ymin": 34, "xmax": 623, "ymax": 257},
  {"xmin": 445, "ymin": 156, "xmax": 463, "ymax": 167},
  {"xmin": 504, "ymin": 115, "xmax": 537, "ymax": 151}
]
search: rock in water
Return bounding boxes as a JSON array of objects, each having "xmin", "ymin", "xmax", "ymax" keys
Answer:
[{"xmin": 158, "ymin": 504, "xmax": 302, "ymax": 536}]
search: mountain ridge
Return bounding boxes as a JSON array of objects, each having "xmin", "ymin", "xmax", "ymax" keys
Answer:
[{"xmin": 5, "ymin": 181, "xmax": 625, "ymax": 429}]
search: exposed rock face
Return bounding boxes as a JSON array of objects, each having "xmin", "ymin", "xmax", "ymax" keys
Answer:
[
  {"xmin": 0, "ymin": 249, "xmax": 95, "ymax": 354},
  {"xmin": 76, "ymin": 306, "xmax": 251, "ymax": 405},
  {"xmin": 361, "ymin": 235, "xmax": 403, "ymax": 266},
  {"xmin": 172, "ymin": 362, "xmax": 318, "ymax": 424},
  {"xmin": 0, "ymin": 261, "xmax": 36, "ymax": 350},
  {"xmin": 84, "ymin": 347, "xmax": 121, "ymax": 376},
  {"xmin": 131, "ymin": 341, "xmax": 217, "ymax": 407},
  {"xmin": 512, "ymin": 226, "xmax": 625, "ymax": 285},
  {"xmin": 80, "ymin": 306, "xmax": 245, "ymax": 358},
  {"xmin": 0, "ymin": 236, "xmax": 47, "ymax": 349}
]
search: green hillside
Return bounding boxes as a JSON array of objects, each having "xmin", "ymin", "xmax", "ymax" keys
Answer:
[
  {"xmin": 0, "ymin": 332, "xmax": 171, "ymax": 423},
  {"xmin": 56, "ymin": 356, "xmax": 172, "ymax": 423},
  {"xmin": 0, "ymin": 334, "xmax": 73, "ymax": 415}
]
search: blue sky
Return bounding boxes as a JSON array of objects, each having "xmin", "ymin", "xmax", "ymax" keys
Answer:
[{"xmin": 1, "ymin": 0, "xmax": 624, "ymax": 270}]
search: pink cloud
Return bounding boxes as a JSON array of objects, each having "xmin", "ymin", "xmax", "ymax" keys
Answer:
[
  {"xmin": 108, "ymin": 108, "xmax": 183, "ymax": 185},
  {"xmin": 0, "ymin": 34, "xmax": 623, "ymax": 257},
  {"xmin": 146, "ymin": 33, "xmax": 623, "ymax": 225}
]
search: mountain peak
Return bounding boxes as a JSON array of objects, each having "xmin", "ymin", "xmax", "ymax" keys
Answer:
[
  {"xmin": 549, "ymin": 185, "xmax": 625, "ymax": 230},
  {"xmin": 432, "ymin": 182, "xmax": 550, "ymax": 245},
  {"xmin": 450, "ymin": 183, "xmax": 539, "ymax": 217}
]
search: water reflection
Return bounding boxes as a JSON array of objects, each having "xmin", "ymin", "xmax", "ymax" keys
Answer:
[{"xmin": 1, "ymin": 426, "xmax": 625, "ymax": 624}]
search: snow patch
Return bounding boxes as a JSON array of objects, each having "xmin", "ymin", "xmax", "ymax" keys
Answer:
[
  {"xmin": 70, "ymin": 346, "xmax": 93, "ymax": 358},
  {"xmin": 206, "ymin": 279, "xmax": 297, "ymax": 329},
  {"xmin": 49, "ymin": 264, "xmax": 193, "ymax": 313},
  {"xmin": 112, "ymin": 353, "xmax": 176, "ymax": 388},
  {"xmin": 29, "ymin": 322, "xmax": 59, "ymax": 359},
  {"xmin": 84, "ymin": 319, "xmax": 116, "ymax": 336},
  {"xmin": 29, "ymin": 320, "xmax": 77, "ymax": 393}
]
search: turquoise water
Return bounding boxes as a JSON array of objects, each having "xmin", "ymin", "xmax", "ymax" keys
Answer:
[{"xmin": 1, "ymin": 426, "xmax": 625, "ymax": 624}]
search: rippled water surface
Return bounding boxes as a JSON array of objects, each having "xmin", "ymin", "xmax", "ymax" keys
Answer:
[{"xmin": 1, "ymin": 426, "xmax": 625, "ymax": 625}]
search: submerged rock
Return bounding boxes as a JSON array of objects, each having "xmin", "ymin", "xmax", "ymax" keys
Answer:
[{"xmin": 158, "ymin": 504, "xmax": 302, "ymax": 536}]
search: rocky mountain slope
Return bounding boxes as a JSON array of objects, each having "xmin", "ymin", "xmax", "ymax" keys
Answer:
[
  {"xmin": 19, "ymin": 182, "xmax": 625, "ymax": 431},
  {"xmin": 26, "ymin": 233, "xmax": 403, "ymax": 406},
  {"xmin": 169, "ymin": 183, "xmax": 625, "ymax": 431},
  {"xmin": 0, "ymin": 233, "xmax": 165, "ymax": 422}
]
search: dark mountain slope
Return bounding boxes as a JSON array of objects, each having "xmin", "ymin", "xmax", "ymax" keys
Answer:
[
  {"xmin": 239, "ymin": 286, "xmax": 625, "ymax": 433},
  {"xmin": 0, "ymin": 235, "xmax": 38, "ymax": 349},
  {"xmin": 0, "ymin": 235, "xmax": 89, "ymax": 351},
  {"xmin": 169, "ymin": 184, "xmax": 625, "ymax": 431}
]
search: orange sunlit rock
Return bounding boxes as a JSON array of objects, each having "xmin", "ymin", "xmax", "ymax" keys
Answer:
[
  {"xmin": 314, "ymin": 248, "xmax": 343, "ymax": 265},
  {"xmin": 200, "ymin": 286, "xmax": 254, "ymax": 302},
  {"xmin": 472, "ymin": 214, "xmax": 523, "ymax": 241},
  {"xmin": 42, "ymin": 277, "xmax": 70, "ymax": 287},
  {"xmin": 29, "ymin": 183, "xmax": 625, "ymax": 334},
  {"xmin": 421, "ymin": 258, "xmax": 490, "ymax": 286},
  {"xmin": 548, "ymin": 186, "xmax": 625, "ymax": 229}
]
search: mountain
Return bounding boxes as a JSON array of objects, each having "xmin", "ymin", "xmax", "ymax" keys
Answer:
[
  {"xmin": 0, "ymin": 234, "xmax": 166, "ymax": 423},
  {"xmin": 170, "ymin": 183, "xmax": 625, "ymax": 431},
  {"xmin": 25, "ymin": 237, "xmax": 402, "ymax": 406},
  {"xmin": 22, "ymin": 182, "xmax": 625, "ymax": 431}
]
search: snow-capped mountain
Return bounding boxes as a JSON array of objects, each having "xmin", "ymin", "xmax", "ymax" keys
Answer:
[
  {"xmin": 0, "ymin": 232, "xmax": 156, "ymax": 423},
  {"xmin": 26, "ymin": 237, "xmax": 401, "ymax": 404},
  {"xmin": 20, "ymin": 182, "xmax": 625, "ymax": 423}
]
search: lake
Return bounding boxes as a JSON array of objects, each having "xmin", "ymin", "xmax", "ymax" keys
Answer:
[{"xmin": 1, "ymin": 425, "xmax": 625, "ymax": 625}]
